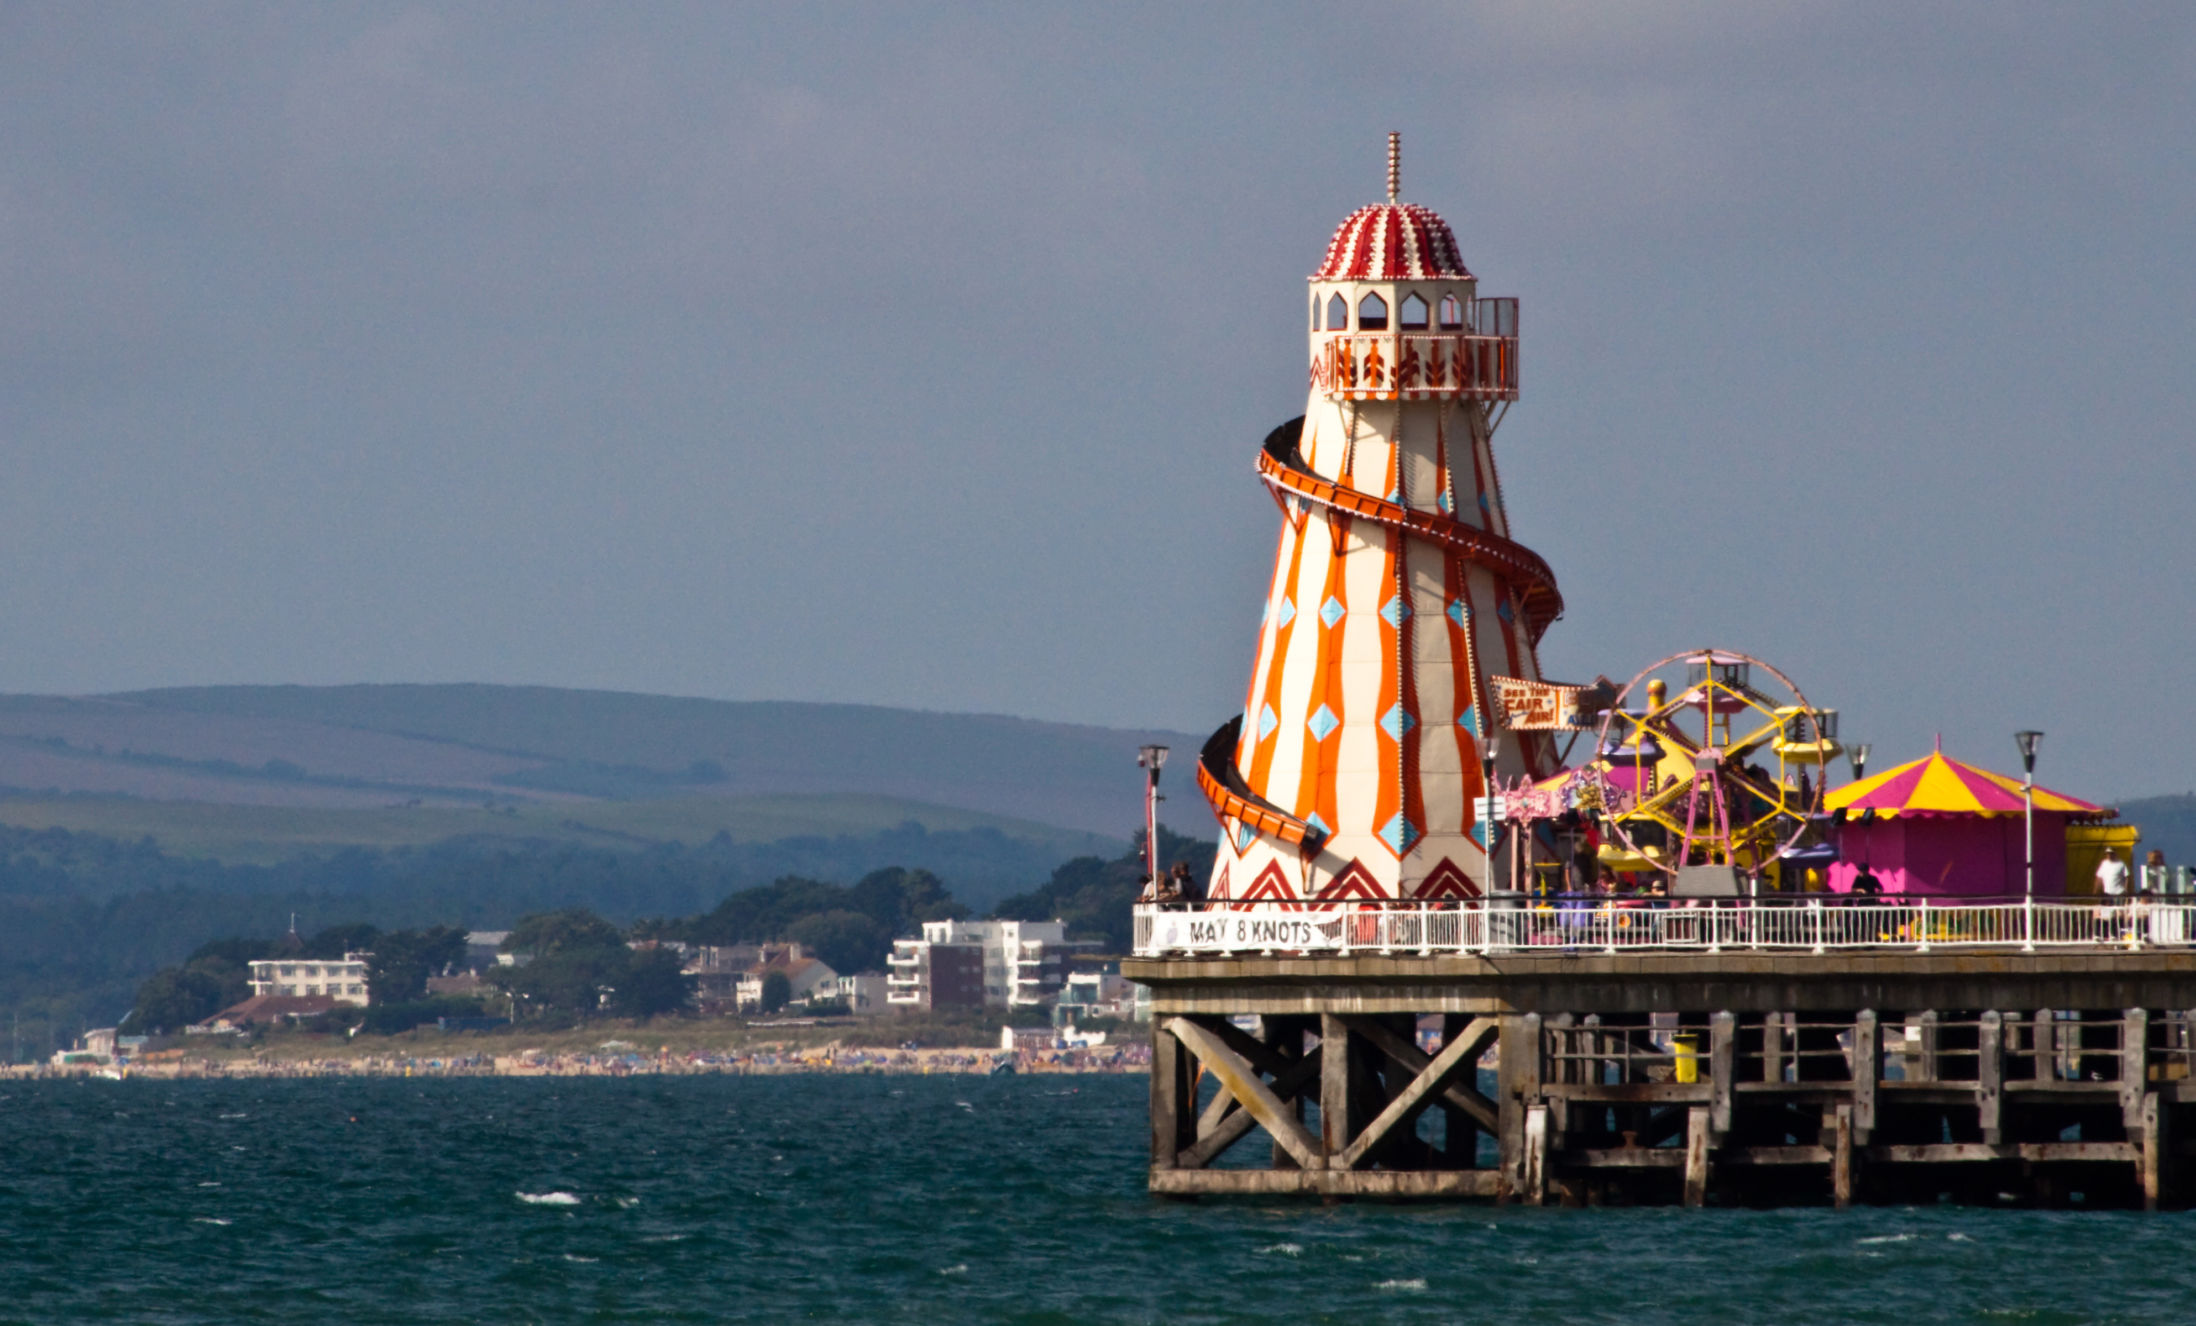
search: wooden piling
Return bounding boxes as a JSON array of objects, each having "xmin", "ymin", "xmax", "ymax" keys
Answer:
[
  {"xmin": 1852, "ymin": 1010, "xmax": 1877, "ymax": 1142},
  {"xmin": 1978, "ymin": 1011, "xmax": 2004, "ymax": 1144},
  {"xmin": 1831, "ymin": 1103, "xmax": 1854, "ymax": 1209},
  {"xmin": 1150, "ymin": 1022, "xmax": 1194, "ymax": 1171},
  {"xmin": 1319, "ymin": 1014, "xmax": 1352, "ymax": 1162},
  {"xmin": 1682, "ymin": 1106, "xmax": 1711, "ymax": 1207},
  {"xmin": 1709, "ymin": 1012, "xmax": 1735, "ymax": 1136}
]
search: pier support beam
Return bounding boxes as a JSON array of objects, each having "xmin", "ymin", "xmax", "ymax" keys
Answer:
[
  {"xmin": 1831, "ymin": 1103, "xmax": 1854, "ymax": 1208},
  {"xmin": 1151, "ymin": 1022, "xmax": 1195, "ymax": 1171},
  {"xmin": 1682, "ymin": 1107, "xmax": 1711, "ymax": 1207}
]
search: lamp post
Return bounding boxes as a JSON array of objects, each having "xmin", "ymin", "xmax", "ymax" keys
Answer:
[
  {"xmin": 1137, "ymin": 745, "xmax": 1169, "ymax": 896},
  {"xmin": 1482, "ymin": 731, "xmax": 1507, "ymax": 891},
  {"xmin": 2015, "ymin": 731, "xmax": 2043, "ymax": 900}
]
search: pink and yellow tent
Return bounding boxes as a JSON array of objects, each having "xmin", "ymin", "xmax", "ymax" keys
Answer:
[{"xmin": 1823, "ymin": 743, "xmax": 2103, "ymax": 896}]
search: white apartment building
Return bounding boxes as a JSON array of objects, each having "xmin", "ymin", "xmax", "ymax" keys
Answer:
[
  {"xmin": 886, "ymin": 919, "xmax": 1095, "ymax": 1010},
  {"xmin": 248, "ymin": 955, "xmax": 371, "ymax": 1006}
]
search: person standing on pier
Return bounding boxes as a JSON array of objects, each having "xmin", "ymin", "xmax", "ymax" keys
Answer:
[{"xmin": 2097, "ymin": 849, "xmax": 2130, "ymax": 899}]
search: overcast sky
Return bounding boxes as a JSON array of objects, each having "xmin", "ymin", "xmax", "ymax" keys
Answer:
[{"xmin": 3, "ymin": 4, "xmax": 2192, "ymax": 801}]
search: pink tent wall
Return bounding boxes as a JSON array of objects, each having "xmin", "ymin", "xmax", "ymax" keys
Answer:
[{"xmin": 1827, "ymin": 812, "xmax": 2070, "ymax": 897}]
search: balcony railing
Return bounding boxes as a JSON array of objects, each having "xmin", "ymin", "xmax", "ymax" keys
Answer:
[
  {"xmin": 1133, "ymin": 898, "xmax": 2195, "ymax": 959},
  {"xmin": 1312, "ymin": 331, "xmax": 1517, "ymax": 402}
]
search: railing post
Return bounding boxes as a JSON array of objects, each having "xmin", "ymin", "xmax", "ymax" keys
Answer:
[
  {"xmin": 1810, "ymin": 898, "xmax": 1824, "ymax": 956},
  {"xmin": 2022, "ymin": 895, "xmax": 2035, "ymax": 953},
  {"xmin": 1917, "ymin": 897, "xmax": 1930, "ymax": 954}
]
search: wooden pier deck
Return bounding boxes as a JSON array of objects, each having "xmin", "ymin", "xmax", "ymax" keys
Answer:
[{"xmin": 1126, "ymin": 948, "xmax": 2196, "ymax": 1208}]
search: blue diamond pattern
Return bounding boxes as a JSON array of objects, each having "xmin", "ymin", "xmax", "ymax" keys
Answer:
[
  {"xmin": 1379, "ymin": 596, "xmax": 1408, "ymax": 627},
  {"xmin": 1319, "ymin": 596, "xmax": 1345, "ymax": 628},
  {"xmin": 1306, "ymin": 704, "xmax": 1340, "ymax": 740},
  {"xmin": 1234, "ymin": 821, "xmax": 1256, "ymax": 851},
  {"xmin": 1275, "ymin": 597, "xmax": 1295, "ymax": 629},
  {"xmin": 1477, "ymin": 492, "xmax": 1491, "ymax": 513},
  {"xmin": 1379, "ymin": 704, "xmax": 1416, "ymax": 742},
  {"xmin": 1497, "ymin": 599, "xmax": 1515, "ymax": 625},
  {"xmin": 1458, "ymin": 704, "xmax": 1478, "ymax": 736},
  {"xmin": 1437, "ymin": 490, "xmax": 1453, "ymax": 514},
  {"xmin": 1385, "ymin": 486, "xmax": 1400, "ymax": 504},
  {"xmin": 1257, "ymin": 703, "xmax": 1278, "ymax": 740},
  {"xmin": 1304, "ymin": 811, "xmax": 1332, "ymax": 837},
  {"xmin": 1446, "ymin": 599, "xmax": 1468, "ymax": 629},
  {"xmin": 1379, "ymin": 813, "xmax": 1420, "ymax": 855}
]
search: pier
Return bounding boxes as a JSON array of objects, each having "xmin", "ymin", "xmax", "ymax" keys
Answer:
[{"xmin": 1127, "ymin": 900, "xmax": 2196, "ymax": 1208}]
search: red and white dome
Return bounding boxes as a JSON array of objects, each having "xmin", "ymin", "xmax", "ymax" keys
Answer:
[{"xmin": 1312, "ymin": 202, "xmax": 1471, "ymax": 282}]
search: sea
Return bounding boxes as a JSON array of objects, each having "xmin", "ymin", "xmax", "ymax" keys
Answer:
[{"xmin": 2, "ymin": 1074, "xmax": 2192, "ymax": 1324}]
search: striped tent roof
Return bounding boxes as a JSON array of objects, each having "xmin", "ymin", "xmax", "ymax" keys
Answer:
[
  {"xmin": 1824, "ymin": 745, "xmax": 2102, "ymax": 818},
  {"xmin": 1314, "ymin": 203, "xmax": 1472, "ymax": 282}
]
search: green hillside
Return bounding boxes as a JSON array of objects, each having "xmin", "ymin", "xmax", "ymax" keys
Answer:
[
  {"xmin": 103, "ymin": 684, "xmax": 1203, "ymax": 837},
  {"xmin": 0, "ymin": 792, "xmax": 1117, "ymax": 868},
  {"xmin": 2120, "ymin": 794, "xmax": 2196, "ymax": 868}
]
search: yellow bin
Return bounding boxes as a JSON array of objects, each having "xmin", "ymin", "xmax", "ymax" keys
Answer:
[{"xmin": 1672, "ymin": 1033, "xmax": 1699, "ymax": 1084}]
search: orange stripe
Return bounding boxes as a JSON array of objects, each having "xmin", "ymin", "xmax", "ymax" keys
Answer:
[
  {"xmin": 1242, "ymin": 520, "xmax": 1309, "ymax": 795},
  {"xmin": 1300, "ymin": 530, "xmax": 1347, "ymax": 835}
]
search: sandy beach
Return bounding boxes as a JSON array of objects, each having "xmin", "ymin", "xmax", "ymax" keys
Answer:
[{"xmin": 11, "ymin": 1036, "xmax": 1150, "ymax": 1080}]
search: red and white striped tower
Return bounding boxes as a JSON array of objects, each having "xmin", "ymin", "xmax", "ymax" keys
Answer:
[{"xmin": 1197, "ymin": 135, "xmax": 1564, "ymax": 903}]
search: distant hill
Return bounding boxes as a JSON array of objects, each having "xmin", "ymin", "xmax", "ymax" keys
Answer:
[
  {"xmin": 2120, "ymin": 794, "xmax": 2196, "ymax": 868},
  {"xmin": 0, "ymin": 685, "xmax": 1206, "ymax": 845}
]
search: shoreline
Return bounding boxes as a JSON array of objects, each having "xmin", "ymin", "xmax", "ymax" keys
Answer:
[{"xmin": 7, "ymin": 1044, "xmax": 1151, "ymax": 1080}]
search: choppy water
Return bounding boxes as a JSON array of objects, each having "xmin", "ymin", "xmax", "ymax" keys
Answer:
[{"xmin": 2, "ymin": 1075, "xmax": 2192, "ymax": 1323}]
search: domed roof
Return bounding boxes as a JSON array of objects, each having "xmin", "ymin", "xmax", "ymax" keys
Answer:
[{"xmin": 1313, "ymin": 202, "xmax": 1472, "ymax": 282}]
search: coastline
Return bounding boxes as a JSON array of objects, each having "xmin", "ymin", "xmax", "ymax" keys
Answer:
[{"xmin": 8, "ymin": 1042, "xmax": 1151, "ymax": 1080}]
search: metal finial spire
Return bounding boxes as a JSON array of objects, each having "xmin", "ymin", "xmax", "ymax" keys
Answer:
[{"xmin": 1387, "ymin": 131, "xmax": 1400, "ymax": 202}]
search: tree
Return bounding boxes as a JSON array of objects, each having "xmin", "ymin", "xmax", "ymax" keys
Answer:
[
  {"xmin": 991, "ymin": 825, "xmax": 1216, "ymax": 953},
  {"xmin": 786, "ymin": 909, "xmax": 890, "ymax": 975},
  {"xmin": 504, "ymin": 908, "xmax": 624, "ymax": 958},
  {"xmin": 366, "ymin": 926, "xmax": 469, "ymax": 1004},
  {"xmin": 846, "ymin": 866, "xmax": 965, "ymax": 932},
  {"xmin": 491, "ymin": 948, "xmax": 619, "ymax": 1017},
  {"xmin": 759, "ymin": 970, "xmax": 791, "ymax": 1014},
  {"xmin": 127, "ymin": 964, "xmax": 230, "ymax": 1033},
  {"xmin": 302, "ymin": 922, "xmax": 379, "ymax": 959},
  {"xmin": 187, "ymin": 937, "xmax": 276, "ymax": 967},
  {"xmin": 609, "ymin": 948, "xmax": 694, "ymax": 1019}
]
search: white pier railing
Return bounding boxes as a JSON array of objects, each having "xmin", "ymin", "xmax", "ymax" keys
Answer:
[{"xmin": 1132, "ymin": 898, "xmax": 2196, "ymax": 959}]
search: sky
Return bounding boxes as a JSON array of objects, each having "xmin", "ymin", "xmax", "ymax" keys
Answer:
[{"xmin": 2, "ymin": 4, "xmax": 2192, "ymax": 802}]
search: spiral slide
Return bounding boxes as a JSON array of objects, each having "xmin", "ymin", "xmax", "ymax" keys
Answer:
[{"xmin": 1194, "ymin": 415, "xmax": 1565, "ymax": 851}]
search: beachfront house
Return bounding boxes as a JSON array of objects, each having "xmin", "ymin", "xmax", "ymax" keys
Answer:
[
  {"xmin": 734, "ymin": 945, "xmax": 839, "ymax": 1012},
  {"xmin": 247, "ymin": 955, "xmax": 371, "ymax": 1006},
  {"xmin": 681, "ymin": 944, "xmax": 763, "ymax": 1013},
  {"xmin": 831, "ymin": 973, "xmax": 890, "ymax": 1014}
]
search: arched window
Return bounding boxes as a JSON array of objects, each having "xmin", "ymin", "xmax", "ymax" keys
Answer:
[
  {"xmin": 1399, "ymin": 293, "xmax": 1429, "ymax": 330},
  {"xmin": 1326, "ymin": 292, "xmax": 1349, "ymax": 331},
  {"xmin": 1357, "ymin": 291, "xmax": 1388, "ymax": 331},
  {"xmin": 1438, "ymin": 294, "xmax": 1464, "ymax": 330},
  {"xmin": 1310, "ymin": 293, "xmax": 1322, "ymax": 331}
]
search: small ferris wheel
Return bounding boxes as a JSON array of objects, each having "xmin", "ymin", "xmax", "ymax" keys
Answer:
[{"xmin": 1590, "ymin": 649, "xmax": 1840, "ymax": 882}]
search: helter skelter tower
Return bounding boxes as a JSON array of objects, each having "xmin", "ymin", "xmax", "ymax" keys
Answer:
[{"xmin": 1198, "ymin": 136, "xmax": 1565, "ymax": 904}]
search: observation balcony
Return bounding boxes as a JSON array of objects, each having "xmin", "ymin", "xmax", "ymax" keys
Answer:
[{"xmin": 1311, "ymin": 298, "xmax": 1518, "ymax": 403}]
